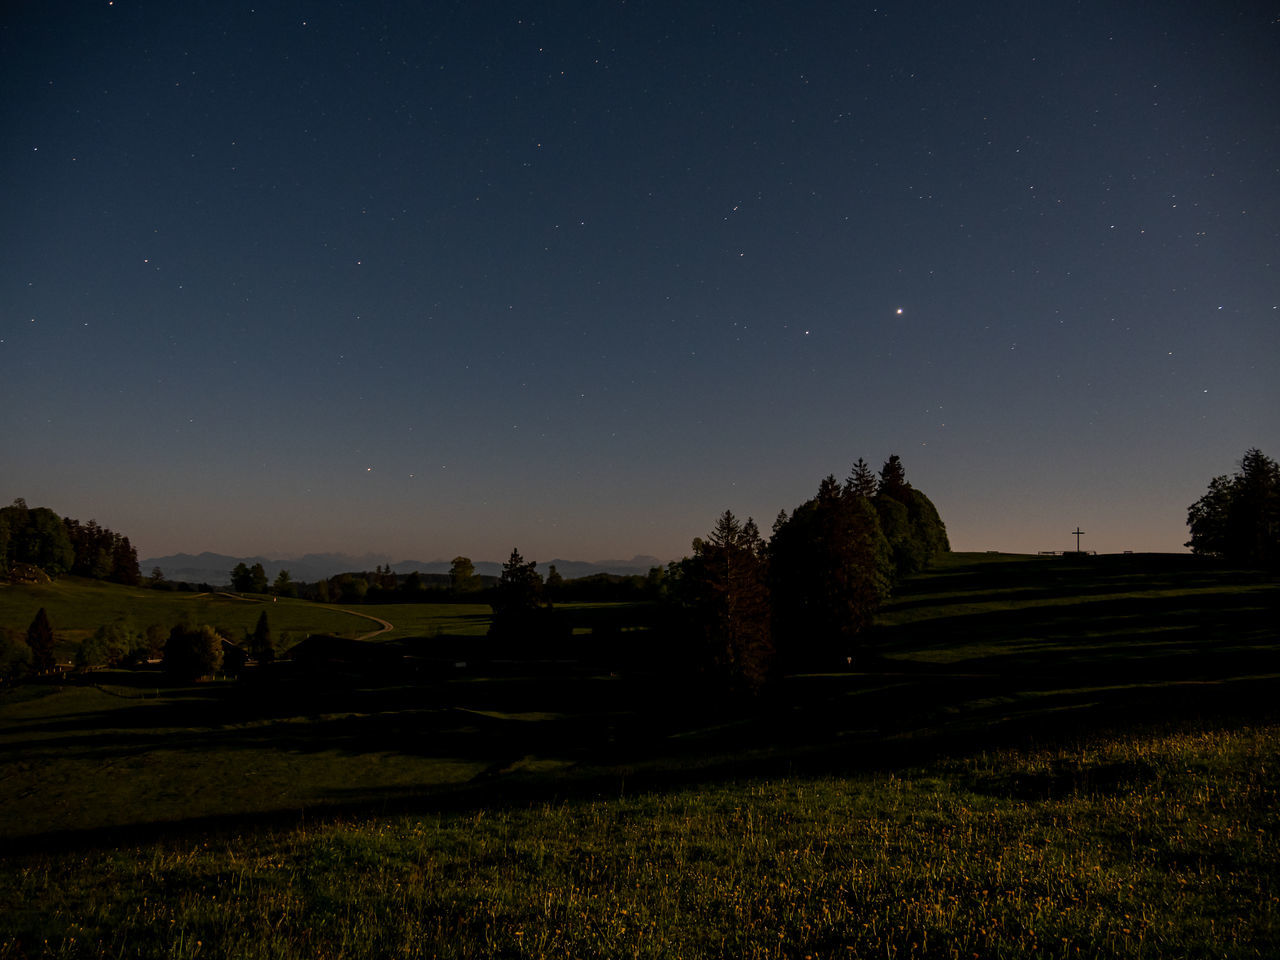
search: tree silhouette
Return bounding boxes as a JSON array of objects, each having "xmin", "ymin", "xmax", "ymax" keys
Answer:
[
  {"xmin": 231, "ymin": 563, "xmax": 253, "ymax": 592},
  {"xmin": 164, "ymin": 624, "xmax": 224, "ymax": 681},
  {"xmin": 248, "ymin": 610, "xmax": 275, "ymax": 663},
  {"xmin": 488, "ymin": 548, "xmax": 545, "ymax": 640},
  {"xmin": 670, "ymin": 511, "xmax": 774, "ymax": 695},
  {"xmin": 1187, "ymin": 448, "xmax": 1280, "ymax": 565},
  {"xmin": 845, "ymin": 457, "xmax": 878, "ymax": 500},
  {"xmin": 27, "ymin": 607, "xmax": 56, "ymax": 674},
  {"xmin": 449, "ymin": 556, "xmax": 477, "ymax": 594},
  {"xmin": 770, "ymin": 477, "xmax": 892, "ymax": 669}
]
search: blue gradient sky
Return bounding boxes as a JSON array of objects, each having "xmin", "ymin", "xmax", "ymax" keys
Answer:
[{"xmin": 3, "ymin": 2, "xmax": 1277, "ymax": 563}]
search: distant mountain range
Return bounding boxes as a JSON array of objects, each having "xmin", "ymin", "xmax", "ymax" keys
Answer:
[{"xmin": 140, "ymin": 551, "xmax": 665, "ymax": 586}]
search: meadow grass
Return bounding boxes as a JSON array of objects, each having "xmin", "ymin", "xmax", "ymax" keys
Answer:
[
  {"xmin": 0, "ymin": 578, "xmax": 374, "ymax": 653},
  {"xmin": 1, "ymin": 722, "xmax": 1275, "ymax": 958},
  {"xmin": 1, "ymin": 552, "xmax": 1276, "ymax": 957}
]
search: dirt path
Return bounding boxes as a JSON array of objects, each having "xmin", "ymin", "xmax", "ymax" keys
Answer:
[{"xmin": 340, "ymin": 609, "xmax": 394, "ymax": 641}]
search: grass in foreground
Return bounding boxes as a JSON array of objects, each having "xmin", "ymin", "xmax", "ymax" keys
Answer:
[{"xmin": 2, "ymin": 722, "xmax": 1276, "ymax": 959}]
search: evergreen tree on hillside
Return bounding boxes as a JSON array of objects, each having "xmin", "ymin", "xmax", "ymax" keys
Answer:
[
  {"xmin": 27, "ymin": 607, "xmax": 56, "ymax": 674},
  {"xmin": 248, "ymin": 610, "xmax": 275, "ymax": 663},
  {"xmin": 770, "ymin": 477, "xmax": 893, "ymax": 669},
  {"xmin": 111, "ymin": 534, "xmax": 141, "ymax": 585},
  {"xmin": 878, "ymin": 455, "xmax": 910, "ymax": 501},
  {"xmin": 273, "ymin": 569, "xmax": 296, "ymax": 597},
  {"xmin": 670, "ymin": 511, "xmax": 774, "ymax": 694},
  {"xmin": 488, "ymin": 548, "xmax": 545, "ymax": 640},
  {"xmin": 846, "ymin": 457, "xmax": 878, "ymax": 500}
]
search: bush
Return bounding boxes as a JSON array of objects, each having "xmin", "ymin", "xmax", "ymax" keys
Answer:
[{"xmin": 163, "ymin": 624, "xmax": 225, "ymax": 681}]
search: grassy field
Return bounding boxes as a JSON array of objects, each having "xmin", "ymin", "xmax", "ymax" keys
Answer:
[
  {"xmin": 0, "ymin": 578, "xmax": 383, "ymax": 653},
  {"xmin": 1, "ymin": 552, "xmax": 1276, "ymax": 957}
]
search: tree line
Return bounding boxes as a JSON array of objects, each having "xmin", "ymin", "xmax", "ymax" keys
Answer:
[
  {"xmin": 0, "ymin": 499, "xmax": 140, "ymax": 585},
  {"xmin": 482, "ymin": 455, "xmax": 949, "ymax": 694},
  {"xmin": 1, "ymin": 605, "xmax": 283, "ymax": 684},
  {"xmin": 661, "ymin": 454, "xmax": 948, "ymax": 694}
]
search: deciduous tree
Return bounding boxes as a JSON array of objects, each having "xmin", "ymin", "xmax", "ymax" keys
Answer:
[
  {"xmin": 164, "ymin": 624, "xmax": 224, "ymax": 680},
  {"xmin": 1187, "ymin": 448, "xmax": 1280, "ymax": 565},
  {"xmin": 449, "ymin": 556, "xmax": 477, "ymax": 594}
]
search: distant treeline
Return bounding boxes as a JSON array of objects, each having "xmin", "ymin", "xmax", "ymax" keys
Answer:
[{"xmin": 0, "ymin": 499, "xmax": 140, "ymax": 585}]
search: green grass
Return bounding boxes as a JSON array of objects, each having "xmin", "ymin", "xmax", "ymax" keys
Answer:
[
  {"xmin": 0, "ymin": 578, "xmax": 378, "ymax": 652},
  {"xmin": 2, "ymin": 723, "xmax": 1275, "ymax": 958},
  {"xmin": 349, "ymin": 601, "xmax": 494, "ymax": 640},
  {"xmin": 1, "ymin": 551, "xmax": 1277, "ymax": 957}
]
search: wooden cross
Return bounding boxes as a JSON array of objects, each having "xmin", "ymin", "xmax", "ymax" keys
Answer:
[{"xmin": 1072, "ymin": 527, "xmax": 1085, "ymax": 552}]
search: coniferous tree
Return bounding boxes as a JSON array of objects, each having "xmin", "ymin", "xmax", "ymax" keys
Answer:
[
  {"xmin": 488, "ymin": 548, "xmax": 545, "ymax": 640},
  {"xmin": 28, "ymin": 608, "xmax": 57, "ymax": 673},
  {"xmin": 846, "ymin": 457, "xmax": 878, "ymax": 500},
  {"xmin": 273, "ymin": 569, "xmax": 296, "ymax": 597},
  {"xmin": 770, "ymin": 478, "xmax": 892, "ymax": 669},
  {"xmin": 248, "ymin": 610, "xmax": 275, "ymax": 663},
  {"xmin": 670, "ymin": 511, "xmax": 774, "ymax": 695},
  {"xmin": 545, "ymin": 564, "xmax": 565, "ymax": 600},
  {"xmin": 878, "ymin": 455, "xmax": 909, "ymax": 501},
  {"xmin": 111, "ymin": 534, "xmax": 141, "ymax": 585}
]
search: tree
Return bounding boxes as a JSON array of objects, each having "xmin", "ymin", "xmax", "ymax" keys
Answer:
[
  {"xmin": 545, "ymin": 564, "xmax": 564, "ymax": 600},
  {"xmin": 111, "ymin": 534, "xmax": 141, "ymax": 585},
  {"xmin": 10, "ymin": 506, "xmax": 74, "ymax": 576},
  {"xmin": 77, "ymin": 619, "xmax": 140, "ymax": 670},
  {"xmin": 249, "ymin": 563, "xmax": 269, "ymax": 593},
  {"xmin": 878, "ymin": 455, "xmax": 909, "ymax": 501},
  {"xmin": 27, "ymin": 607, "xmax": 57, "ymax": 674},
  {"xmin": 273, "ymin": 569, "xmax": 296, "ymax": 597},
  {"xmin": 488, "ymin": 548, "xmax": 546, "ymax": 640},
  {"xmin": 247, "ymin": 610, "xmax": 275, "ymax": 663},
  {"xmin": 449, "ymin": 556, "xmax": 477, "ymax": 594},
  {"xmin": 149, "ymin": 566, "xmax": 166, "ymax": 586},
  {"xmin": 0, "ymin": 509, "xmax": 10, "ymax": 576},
  {"xmin": 669, "ymin": 511, "xmax": 774, "ymax": 695},
  {"xmin": 770, "ymin": 477, "xmax": 893, "ymax": 669},
  {"xmin": 871, "ymin": 455, "xmax": 948, "ymax": 577},
  {"xmin": 845, "ymin": 457, "xmax": 877, "ymax": 500},
  {"xmin": 231, "ymin": 562, "xmax": 254, "ymax": 592},
  {"xmin": 0, "ymin": 628, "xmax": 33, "ymax": 684},
  {"xmin": 1187, "ymin": 448, "xmax": 1280, "ymax": 565},
  {"xmin": 164, "ymin": 624, "xmax": 224, "ymax": 681}
]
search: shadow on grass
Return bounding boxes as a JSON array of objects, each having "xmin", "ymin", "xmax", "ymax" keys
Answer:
[{"xmin": 3, "ymin": 553, "xmax": 1277, "ymax": 856}]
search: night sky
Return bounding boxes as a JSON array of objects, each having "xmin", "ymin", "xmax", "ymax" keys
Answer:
[{"xmin": 3, "ymin": 2, "xmax": 1277, "ymax": 564}]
